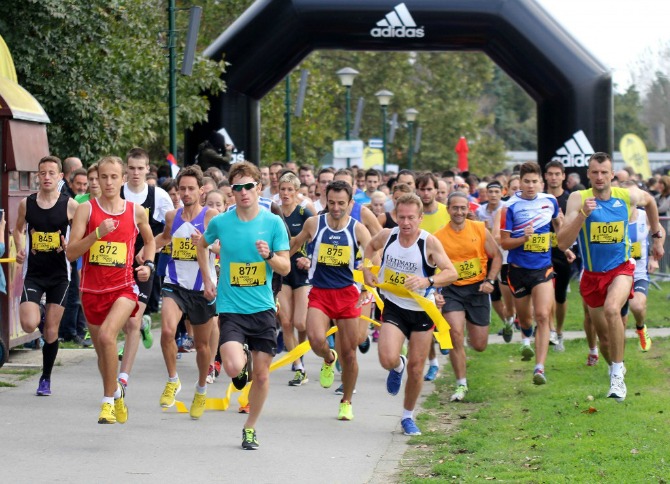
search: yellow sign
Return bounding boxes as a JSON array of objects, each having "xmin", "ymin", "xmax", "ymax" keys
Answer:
[{"xmin": 619, "ymin": 133, "xmax": 651, "ymax": 179}]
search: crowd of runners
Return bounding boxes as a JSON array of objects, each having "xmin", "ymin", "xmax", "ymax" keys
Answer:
[{"xmin": 14, "ymin": 149, "xmax": 666, "ymax": 449}]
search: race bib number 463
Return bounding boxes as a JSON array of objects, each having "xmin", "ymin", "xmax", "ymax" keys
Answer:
[
  {"xmin": 89, "ymin": 241, "xmax": 127, "ymax": 267},
  {"xmin": 383, "ymin": 268, "xmax": 407, "ymax": 286},
  {"xmin": 590, "ymin": 221, "xmax": 624, "ymax": 244}
]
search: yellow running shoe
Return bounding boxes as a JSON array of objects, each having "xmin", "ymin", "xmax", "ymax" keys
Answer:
[
  {"xmin": 636, "ymin": 326, "xmax": 652, "ymax": 352},
  {"xmin": 320, "ymin": 350, "xmax": 338, "ymax": 388},
  {"xmin": 190, "ymin": 392, "xmax": 207, "ymax": 420},
  {"xmin": 115, "ymin": 384, "xmax": 128, "ymax": 424},
  {"xmin": 338, "ymin": 400, "xmax": 354, "ymax": 421},
  {"xmin": 160, "ymin": 379, "xmax": 181, "ymax": 407},
  {"xmin": 98, "ymin": 402, "xmax": 116, "ymax": 424}
]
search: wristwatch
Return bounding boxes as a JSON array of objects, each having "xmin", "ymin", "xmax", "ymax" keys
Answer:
[
  {"xmin": 264, "ymin": 250, "xmax": 275, "ymax": 260},
  {"xmin": 651, "ymin": 230, "xmax": 663, "ymax": 239},
  {"xmin": 427, "ymin": 276, "xmax": 435, "ymax": 286},
  {"xmin": 144, "ymin": 260, "xmax": 155, "ymax": 272},
  {"xmin": 486, "ymin": 279, "xmax": 496, "ymax": 285}
]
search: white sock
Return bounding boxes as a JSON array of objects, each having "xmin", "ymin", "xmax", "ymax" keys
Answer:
[
  {"xmin": 169, "ymin": 374, "xmax": 179, "ymax": 383},
  {"xmin": 611, "ymin": 362, "xmax": 624, "ymax": 377},
  {"xmin": 102, "ymin": 396, "xmax": 114, "ymax": 405},
  {"xmin": 113, "ymin": 384, "xmax": 122, "ymax": 399},
  {"xmin": 118, "ymin": 372, "xmax": 129, "ymax": 384},
  {"xmin": 394, "ymin": 358, "xmax": 405, "ymax": 373},
  {"xmin": 402, "ymin": 408, "xmax": 413, "ymax": 420},
  {"xmin": 589, "ymin": 347, "xmax": 598, "ymax": 356},
  {"xmin": 295, "ymin": 361, "xmax": 304, "ymax": 371},
  {"xmin": 456, "ymin": 378, "xmax": 467, "ymax": 387},
  {"xmin": 534, "ymin": 364, "xmax": 544, "ymax": 372},
  {"xmin": 522, "ymin": 337, "xmax": 530, "ymax": 346},
  {"xmin": 429, "ymin": 358, "xmax": 439, "ymax": 367},
  {"xmin": 195, "ymin": 383, "xmax": 207, "ymax": 394},
  {"xmin": 506, "ymin": 316, "xmax": 514, "ymax": 324}
]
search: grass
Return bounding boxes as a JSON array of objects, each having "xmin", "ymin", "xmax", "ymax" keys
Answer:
[
  {"xmin": 0, "ymin": 367, "xmax": 40, "ymax": 387},
  {"xmin": 404, "ymin": 282, "xmax": 670, "ymax": 482}
]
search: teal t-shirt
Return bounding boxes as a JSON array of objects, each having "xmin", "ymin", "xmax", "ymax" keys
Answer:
[{"xmin": 203, "ymin": 208, "xmax": 289, "ymax": 314}]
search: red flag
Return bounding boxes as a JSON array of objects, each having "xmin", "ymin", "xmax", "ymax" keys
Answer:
[
  {"xmin": 166, "ymin": 153, "xmax": 179, "ymax": 178},
  {"xmin": 455, "ymin": 137, "xmax": 469, "ymax": 172}
]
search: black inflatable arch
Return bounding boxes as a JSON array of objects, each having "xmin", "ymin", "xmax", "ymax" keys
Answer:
[{"xmin": 187, "ymin": 0, "xmax": 612, "ymax": 180}]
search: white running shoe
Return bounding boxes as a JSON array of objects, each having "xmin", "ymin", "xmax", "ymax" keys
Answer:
[{"xmin": 607, "ymin": 374, "xmax": 627, "ymax": 402}]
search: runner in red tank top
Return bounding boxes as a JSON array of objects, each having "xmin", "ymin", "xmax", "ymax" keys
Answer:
[{"xmin": 67, "ymin": 156, "xmax": 155, "ymax": 425}]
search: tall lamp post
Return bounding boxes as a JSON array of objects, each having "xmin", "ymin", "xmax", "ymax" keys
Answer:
[
  {"xmin": 405, "ymin": 108, "xmax": 419, "ymax": 170},
  {"xmin": 337, "ymin": 67, "xmax": 359, "ymax": 168},
  {"xmin": 375, "ymin": 90, "xmax": 393, "ymax": 173}
]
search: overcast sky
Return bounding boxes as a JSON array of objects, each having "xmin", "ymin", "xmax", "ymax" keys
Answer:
[{"xmin": 538, "ymin": 0, "xmax": 670, "ymax": 90}]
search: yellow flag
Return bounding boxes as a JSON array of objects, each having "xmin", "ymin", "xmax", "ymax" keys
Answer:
[{"xmin": 619, "ymin": 134, "xmax": 651, "ymax": 179}]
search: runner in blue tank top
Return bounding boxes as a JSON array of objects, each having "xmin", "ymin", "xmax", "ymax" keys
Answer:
[
  {"xmin": 290, "ymin": 180, "xmax": 372, "ymax": 421},
  {"xmin": 559, "ymin": 152, "xmax": 665, "ymax": 403}
]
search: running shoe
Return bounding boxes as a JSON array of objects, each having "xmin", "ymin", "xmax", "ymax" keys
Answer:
[
  {"xmin": 424, "ymin": 365, "xmax": 439, "ymax": 382},
  {"xmin": 334, "ymin": 384, "xmax": 356, "ymax": 395},
  {"xmin": 36, "ymin": 377, "xmax": 51, "ymax": 396},
  {"xmin": 190, "ymin": 391, "xmax": 207, "ymax": 420},
  {"xmin": 115, "ymin": 383, "xmax": 128, "ymax": 424},
  {"xmin": 386, "ymin": 355, "xmax": 406, "ymax": 396},
  {"xmin": 82, "ymin": 330, "xmax": 93, "ymax": 348},
  {"xmin": 214, "ymin": 360, "xmax": 221, "ymax": 377},
  {"xmin": 232, "ymin": 345, "xmax": 252, "ymax": 390},
  {"xmin": 338, "ymin": 400, "xmax": 354, "ymax": 421},
  {"xmin": 180, "ymin": 336, "xmax": 195, "ymax": 353},
  {"xmin": 160, "ymin": 379, "xmax": 181, "ymax": 407},
  {"xmin": 98, "ymin": 402, "xmax": 116, "ymax": 424},
  {"xmin": 549, "ymin": 330, "xmax": 559, "ymax": 346},
  {"xmin": 554, "ymin": 337, "xmax": 565, "ymax": 352},
  {"xmin": 320, "ymin": 350, "xmax": 338, "ymax": 388},
  {"xmin": 450, "ymin": 384, "xmax": 469, "ymax": 402},
  {"xmin": 532, "ymin": 368, "xmax": 547, "ymax": 385},
  {"xmin": 440, "ymin": 347, "xmax": 450, "ymax": 356},
  {"xmin": 118, "ymin": 345, "xmax": 124, "ymax": 361},
  {"xmin": 238, "ymin": 404, "xmax": 250, "ymax": 414},
  {"xmin": 607, "ymin": 374, "xmax": 627, "ymax": 402},
  {"xmin": 401, "ymin": 418, "xmax": 422, "ymax": 436},
  {"xmin": 520, "ymin": 344, "xmax": 535, "ymax": 361},
  {"xmin": 140, "ymin": 315, "xmax": 154, "ymax": 349},
  {"xmin": 586, "ymin": 353, "xmax": 599, "ymax": 366},
  {"xmin": 358, "ymin": 335, "xmax": 372, "ymax": 354},
  {"xmin": 636, "ymin": 326, "xmax": 652, "ymax": 352},
  {"xmin": 206, "ymin": 365, "xmax": 215, "ymax": 384},
  {"xmin": 372, "ymin": 329, "xmax": 379, "ymax": 342},
  {"xmin": 242, "ymin": 428, "xmax": 259, "ymax": 450},
  {"xmin": 400, "ymin": 343, "xmax": 408, "ymax": 357},
  {"xmin": 327, "ymin": 334, "xmax": 336, "ymax": 350},
  {"xmin": 502, "ymin": 320, "xmax": 514, "ymax": 343},
  {"xmin": 288, "ymin": 370, "xmax": 308, "ymax": 387}
]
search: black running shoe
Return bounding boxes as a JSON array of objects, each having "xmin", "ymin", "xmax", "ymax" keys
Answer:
[
  {"xmin": 232, "ymin": 344, "xmax": 252, "ymax": 390},
  {"xmin": 358, "ymin": 335, "xmax": 371, "ymax": 354}
]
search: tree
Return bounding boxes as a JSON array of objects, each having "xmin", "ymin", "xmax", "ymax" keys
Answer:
[{"xmin": 614, "ymin": 85, "xmax": 651, "ymax": 148}]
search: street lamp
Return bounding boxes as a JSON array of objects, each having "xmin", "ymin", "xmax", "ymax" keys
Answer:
[
  {"xmin": 337, "ymin": 67, "xmax": 359, "ymax": 168},
  {"xmin": 405, "ymin": 108, "xmax": 419, "ymax": 170},
  {"xmin": 375, "ymin": 89, "xmax": 393, "ymax": 173}
]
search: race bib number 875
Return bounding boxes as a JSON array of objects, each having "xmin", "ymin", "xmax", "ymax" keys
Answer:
[{"xmin": 317, "ymin": 243, "xmax": 351, "ymax": 267}]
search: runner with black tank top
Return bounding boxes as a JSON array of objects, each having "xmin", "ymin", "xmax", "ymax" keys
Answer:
[
  {"xmin": 14, "ymin": 155, "xmax": 79, "ymax": 397},
  {"xmin": 115, "ymin": 148, "xmax": 173, "ymax": 389}
]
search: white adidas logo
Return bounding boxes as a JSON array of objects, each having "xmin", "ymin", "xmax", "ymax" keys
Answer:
[
  {"xmin": 371, "ymin": 3, "xmax": 424, "ymax": 38},
  {"xmin": 612, "ymin": 200, "xmax": 623, "ymax": 208},
  {"xmin": 552, "ymin": 130, "xmax": 595, "ymax": 168}
]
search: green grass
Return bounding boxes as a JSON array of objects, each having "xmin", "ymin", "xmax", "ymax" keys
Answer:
[
  {"xmin": 404, "ymin": 338, "xmax": 670, "ymax": 482},
  {"xmin": 0, "ymin": 367, "xmax": 40, "ymax": 387}
]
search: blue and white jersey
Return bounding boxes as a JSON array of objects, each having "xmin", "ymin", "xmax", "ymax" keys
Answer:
[
  {"xmin": 504, "ymin": 192, "xmax": 559, "ymax": 269},
  {"xmin": 308, "ymin": 214, "xmax": 359, "ymax": 289},
  {"xmin": 164, "ymin": 207, "xmax": 216, "ymax": 291},
  {"xmin": 629, "ymin": 208, "xmax": 649, "ymax": 282}
]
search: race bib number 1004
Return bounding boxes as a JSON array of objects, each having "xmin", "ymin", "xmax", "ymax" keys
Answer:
[{"xmin": 590, "ymin": 221, "xmax": 624, "ymax": 244}]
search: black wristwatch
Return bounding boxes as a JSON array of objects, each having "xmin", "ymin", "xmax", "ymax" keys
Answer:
[
  {"xmin": 264, "ymin": 250, "xmax": 275, "ymax": 260},
  {"xmin": 144, "ymin": 260, "xmax": 155, "ymax": 272},
  {"xmin": 651, "ymin": 230, "xmax": 663, "ymax": 239},
  {"xmin": 427, "ymin": 276, "xmax": 435, "ymax": 286},
  {"xmin": 486, "ymin": 279, "xmax": 496, "ymax": 285}
]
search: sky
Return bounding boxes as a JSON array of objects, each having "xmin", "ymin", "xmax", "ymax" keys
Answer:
[{"xmin": 537, "ymin": 0, "xmax": 670, "ymax": 90}]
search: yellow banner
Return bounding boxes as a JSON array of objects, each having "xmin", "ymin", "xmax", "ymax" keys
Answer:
[{"xmin": 619, "ymin": 133, "xmax": 651, "ymax": 179}]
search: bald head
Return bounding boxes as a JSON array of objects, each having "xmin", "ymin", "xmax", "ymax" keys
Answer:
[{"xmin": 63, "ymin": 157, "xmax": 83, "ymax": 177}]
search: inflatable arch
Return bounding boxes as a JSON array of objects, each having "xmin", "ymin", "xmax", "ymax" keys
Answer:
[{"xmin": 187, "ymin": 0, "xmax": 612, "ymax": 180}]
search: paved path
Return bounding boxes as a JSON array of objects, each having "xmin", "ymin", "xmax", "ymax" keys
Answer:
[{"xmin": 2, "ymin": 326, "xmax": 668, "ymax": 483}]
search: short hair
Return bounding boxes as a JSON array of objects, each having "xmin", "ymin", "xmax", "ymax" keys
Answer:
[
  {"xmin": 176, "ymin": 164, "xmax": 204, "ymax": 187},
  {"xmin": 416, "ymin": 172, "xmax": 438, "ymax": 189},
  {"xmin": 205, "ymin": 189, "xmax": 225, "ymax": 202},
  {"xmin": 39, "ymin": 155, "xmax": 62, "ymax": 172},
  {"xmin": 228, "ymin": 161, "xmax": 261, "ymax": 184},
  {"xmin": 298, "ymin": 164, "xmax": 314, "ymax": 174},
  {"xmin": 365, "ymin": 168, "xmax": 380, "ymax": 179},
  {"xmin": 442, "ymin": 169, "xmax": 455, "ymax": 179},
  {"xmin": 447, "ymin": 191, "xmax": 470, "ymax": 207},
  {"xmin": 202, "ymin": 176, "xmax": 217, "ymax": 190},
  {"xmin": 269, "ymin": 161, "xmax": 285, "ymax": 170},
  {"xmin": 395, "ymin": 193, "xmax": 423, "ymax": 215},
  {"xmin": 392, "ymin": 183, "xmax": 413, "ymax": 195},
  {"xmin": 519, "ymin": 161, "xmax": 542, "ymax": 179},
  {"xmin": 567, "ymin": 172, "xmax": 581, "ymax": 182},
  {"xmin": 279, "ymin": 171, "xmax": 301, "ymax": 190},
  {"xmin": 588, "ymin": 152, "xmax": 612, "ymax": 164},
  {"xmin": 486, "ymin": 181, "xmax": 503, "ymax": 191},
  {"xmin": 161, "ymin": 178, "xmax": 177, "ymax": 192},
  {"xmin": 544, "ymin": 160, "xmax": 565, "ymax": 173},
  {"xmin": 125, "ymin": 147, "xmax": 150, "ymax": 165},
  {"xmin": 317, "ymin": 167, "xmax": 335, "ymax": 181},
  {"xmin": 97, "ymin": 155, "xmax": 125, "ymax": 172},
  {"xmin": 397, "ymin": 169, "xmax": 415, "ymax": 181},
  {"xmin": 204, "ymin": 166, "xmax": 225, "ymax": 183},
  {"xmin": 370, "ymin": 191, "xmax": 387, "ymax": 203},
  {"xmin": 70, "ymin": 167, "xmax": 87, "ymax": 182},
  {"xmin": 326, "ymin": 179, "xmax": 353, "ymax": 201},
  {"xmin": 334, "ymin": 169, "xmax": 354, "ymax": 186},
  {"xmin": 86, "ymin": 163, "xmax": 99, "ymax": 177},
  {"xmin": 217, "ymin": 179, "xmax": 230, "ymax": 188},
  {"xmin": 62, "ymin": 157, "xmax": 81, "ymax": 175}
]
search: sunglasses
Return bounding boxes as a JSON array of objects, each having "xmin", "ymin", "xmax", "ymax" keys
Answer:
[{"xmin": 231, "ymin": 182, "xmax": 258, "ymax": 192}]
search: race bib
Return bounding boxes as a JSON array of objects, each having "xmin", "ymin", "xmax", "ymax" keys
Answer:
[
  {"xmin": 524, "ymin": 233, "xmax": 550, "ymax": 253},
  {"xmin": 31, "ymin": 231, "xmax": 60, "ymax": 252},
  {"xmin": 455, "ymin": 258, "xmax": 482, "ymax": 280},
  {"xmin": 317, "ymin": 243, "xmax": 351, "ymax": 267},
  {"xmin": 89, "ymin": 241, "xmax": 127, "ymax": 267},
  {"xmin": 171, "ymin": 237, "xmax": 196, "ymax": 261},
  {"xmin": 162, "ymin": 242, "xmax": 172, "ymax": 254},
  {"xmin": 383, "ymin": 268, "xmax": 408, "ymax": 287},
  {"xmin": 590, "ymin": 221, "xmax": 624, "ymax": 244},
  {"xmin": 230, "ymin": 262, "xmax": 267, "ymax": 287},
  {"xmin": 551, "ymin": 232, "xmax": 558, "ymax": 248},
  {"xmin": 631, "ymin": 241, "xmax": 642, "ymax": 259}
]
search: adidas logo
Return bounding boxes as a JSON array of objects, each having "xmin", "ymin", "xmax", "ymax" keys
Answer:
[
  {"xmin": 371, "ymin": 3, "xmax": 424, "ymax": 38},
  {"xmin": 613, "ymin": 200, "xmax": 623, "ymax": 208},
  {"xmin": 551, "ymin": 130, "xmax": 595, "ymax": 168}
]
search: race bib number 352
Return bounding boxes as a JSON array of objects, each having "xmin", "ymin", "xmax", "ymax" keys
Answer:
[
  {"xmin": 171, "ymin": 237, "xmax": 197, "ymax": 261},
  {"xmin": 89, "ymin": 241, "xmax": 127, "ymax": 267},
  {"xmin": 590, "ymin": 221, "xmax": 624, "ymax": 244},
  {"xmin": 230, "ymin": 262, "xmax": 267, "ymax": 287},
  {"xmin": 317, "ymin": 243, "xmax": 351, "ymax": 267}
]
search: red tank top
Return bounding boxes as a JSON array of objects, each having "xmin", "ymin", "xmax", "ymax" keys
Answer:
[{"xmin": 80, "ymin": 198, "xmax": 139, "ymax": 294}]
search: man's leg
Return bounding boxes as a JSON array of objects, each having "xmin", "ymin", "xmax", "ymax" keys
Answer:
[
  {"xmin": 245, "ymin": 351, "xmax": 273, "ymax": 429},
  {"xmin": 160, "ymin": 297, "xmax": 183, "ymax": 379},
  {"xmin": 118, "ymin": 301, "xmax": 147, "ymax": 380},
  {"xmin": 445, "ymin": 311, "xmax": 468, "ymax": 381},
  {"xmin": 306, "ymin": 307, "xmax": 334, "ymax": 362},
  {"xmin": 278, "ymin": 285, "xmax": 298, "ymax": 360},
  {"xmin": 403, "ymin": 330, "xmax": 433, "ymax": 412},
  {"xmin": 377, "ymin": 322, "xmax": 406, "ymax": 371},
  {"xmin": 583, "ymin": 300, "xmax": 599, "ymax": 364},
  {"xmin": 334, "ymin": 317, "xmax": 360, "ymax": 403},
  {"xmin": 192, "ymin": 319, "xmax": 213, "ymax": 387},
  {"xmin": 514, "ymin": 294, "xmax": 535, "ymax": 361},
  {"xmin": 600, "ymin": 275, "xmax": 633, "ymax": 364},
  {"xmin": 530, "ymin": 280, "xmax": 554, "ymax": 367}
]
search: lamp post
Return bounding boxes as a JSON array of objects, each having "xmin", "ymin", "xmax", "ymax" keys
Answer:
[
  {"xmin": 336, "ymin": 67, "xmax": 359, "ymax": 168},
  {"xmin": 405, "ymin": 108, "xmax": 419, "ymax": 170},
  {"xmin": 375, "ymin": 90, "xmax": 393, "ymax": 173}
]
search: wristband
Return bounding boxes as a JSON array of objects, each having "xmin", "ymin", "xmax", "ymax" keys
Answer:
[
  {"xmin": 95, "ymin": 227, "xmax": 101, "ymax": 239},
  {"xmin": 580, "ymin": 209, "xmax": 588, "ymax": 218},
  {"xmin": 144, "ymin": 260, "xmax": 155, "ymax": 272}
]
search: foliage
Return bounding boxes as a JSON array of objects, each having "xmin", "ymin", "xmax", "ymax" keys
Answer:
[
  {"xmin": 642, "ymin": 72, "xmax": 670, "ymax": 151},
  {"xmin": 1, "ymin": 0, "xmax": 225, "ymax": 162},
  {"xmin": 614, "ymin": 85, "xmax": 651, "ymax": 148}
]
